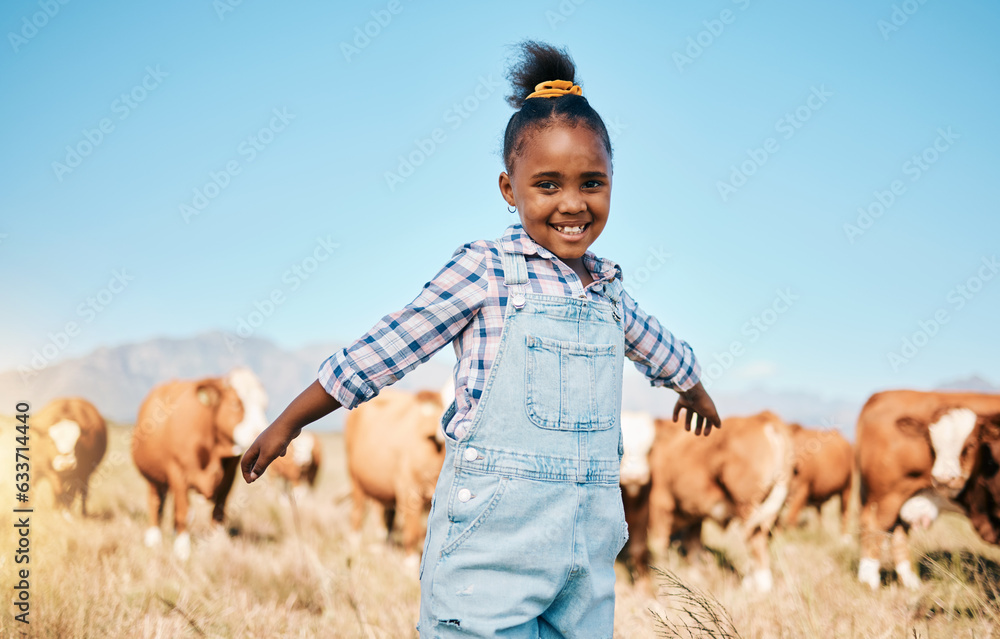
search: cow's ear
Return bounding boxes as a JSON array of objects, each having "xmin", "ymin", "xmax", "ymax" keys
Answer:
[
  {"xmin": 789, "ymin": 423, "xmax": 803, "ymax": 433},
  {"xmin": 895, "ymin": 416, "xmax": 925, "ymax": 437},
  {"xmin": 196, "ymin": 380, "xmax": 222, "ymax": 407}
]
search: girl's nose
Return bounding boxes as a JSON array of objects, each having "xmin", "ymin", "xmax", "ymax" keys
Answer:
[{"xmin": 557, "ymin": 194, "xmax": 586, "ymax": 214}]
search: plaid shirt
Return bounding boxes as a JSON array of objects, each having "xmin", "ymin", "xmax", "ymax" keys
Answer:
[{"xmin": 318, "ymin": 224, "xmax": 701, "ymax": 439}]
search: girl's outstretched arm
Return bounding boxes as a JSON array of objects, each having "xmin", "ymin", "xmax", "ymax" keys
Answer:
[{"xmin": 240, "ymin": 380, "xmax": 341, "ymax": 483}]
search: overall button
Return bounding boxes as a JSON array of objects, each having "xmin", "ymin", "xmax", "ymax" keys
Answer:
[
  {"xmin": 464, "ymin": 448, "xmax": 479, "ymax": 462},
  {"xmin": 511, "ymin": 292, "xmax": 526, "ymax": 308},
  {"xmin": 457, "ymin": 488, "xmax": 472, "ymax": 502}
]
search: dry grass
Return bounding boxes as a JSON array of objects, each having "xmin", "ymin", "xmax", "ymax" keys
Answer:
[{"xmin": 2, "ymin": 415, "xmax": 1000, "ymax": 638}]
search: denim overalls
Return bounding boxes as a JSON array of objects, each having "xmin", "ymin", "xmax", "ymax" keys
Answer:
[{"xmin": 419, "ymin": 241, "xmax": 629, "ymax": 638}]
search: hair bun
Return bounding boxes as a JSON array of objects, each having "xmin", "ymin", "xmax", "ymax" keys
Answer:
[{"xmin": 506, "ymin": 41, "xmax": 578, "ymax": 109}]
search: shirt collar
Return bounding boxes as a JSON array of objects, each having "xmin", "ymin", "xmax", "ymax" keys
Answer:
[{"xmin": 497, "ymin": 224, "xmax": 622, "ymax": 284}]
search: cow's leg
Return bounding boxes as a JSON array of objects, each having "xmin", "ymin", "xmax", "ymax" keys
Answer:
[
  {"xmin": 349, "ymin": 479, "xmax": 367, "ymax": 532},
  {"xmin": 621, "ymin": 483, "xmax": 652, "ymax": 594},
  {"xmin": 783, "ymin": 482, "xmax": 810, "ymax": 530},
  {"xmin": 838, "ymin": 479, "xmax": 853, "ymax": 543},
  {"xmin": 56, "ymin": 476, "xmax": 78, "ymax": 519},
  {"xmin": 859, "ymin": 491, "xmax": 907, "ymax": 588},
  {"xmin": 891, "ymin": 524, "xmax": 920, "ymax": 589},
  {"xmin": 347, "ymin": 479, "xmax": 367, "ymax": 550},
  {"xmin": 740, "ymin": 527, "xmax": 773, "ymax": 592},
  {"xmin": 647, "ymin": 486, "xmax": 673, "ymax": 556},
  {"xmin": 305, "ymin": 462, "xmax": 319, "ymax": 488},
  {"xmin": 211, "ymin": 457, "xmax": 240, "ymax": 527},
  {"xmin": 382, "ymin": 504, "xmax": 397, "ymax": 542},
  {"xmin": 144, "ymin": 481, "xmax": 168, "ymax": 548},
  {"xmin": 79, "ymin": 476, "xmax": 91, "ymax": 518},
  {"xmin": 167, "ymin": 467, "xmax": 192, "ymax": 560},
  {"xmin": 857, "ymin": 496, "xmax": 882, "ymax": 588},
  {"xmin": 398, "ymin": 480, "xmax": 425, "ymax": 574},
  {"xmin": 676, "ymin": 520, "xmax": 704, "ymax": 560}
]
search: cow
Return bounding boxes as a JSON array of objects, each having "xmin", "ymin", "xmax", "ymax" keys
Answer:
[
  {"xmin": 781, "ymin": 423, "xmax": 854, "ymax": 540},
  {"xmin": 856, "ymin": 390, "xmax": 1000, "ymax": 589},
  {"xmin": 131, "ymin": 367, "xmax": 268, "ymax": 559},
  {"xmin": 344, "ymin": 388, "xmax": 446, "ymax": 568},
  {"xmin": 33, "ymin": 398, "xmax": 108, "ymax": 516},
  {"xmin": 647, "ymin": 410, "xmax": 794, "ymax": 591},
  {"xmin": 618, "ymin": 411, "xmax": 657, "ymax": 592},
  {"xmin": 270, "ymin": 430, "xmax": 323, "ymax": 501}
]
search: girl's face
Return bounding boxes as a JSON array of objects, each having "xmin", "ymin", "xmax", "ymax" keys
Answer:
[{"xmin": 499, "ymin": 123, "xmax": 611, "ymax": 263}]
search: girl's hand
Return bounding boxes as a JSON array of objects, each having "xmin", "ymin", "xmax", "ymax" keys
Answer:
[
  {"xmin": 672, "ymin": 382, "xmax": 721, "ymax": 436},
  {"xmin": 241, "ymin": 420, "xmax": 301, "ymax": 483},
  {"xmin": 240, "ymin": 380, "xmax": 341, "ymax": 483}
]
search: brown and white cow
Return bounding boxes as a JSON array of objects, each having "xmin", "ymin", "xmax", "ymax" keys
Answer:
[
  {"xmin": 781, "ymin": 424, "xmax": 853, "ymax": 539},
  {"xmin": 856, "ymin": 390, "xmax": 1000, "ymax": 589},
  {"xmin": 132, "ymin": 367, "xmax": 268, "ymax": 559},
  {"xmin": 270, "ymin": 430, "xmax": 322, "ymax": 500},
  {"xmin": 618, "ymin": 411, "xmax": 657, "ymax": 591},
  {"xmin": 344, "ymin": 388, "xmax": 446, "ymax": 568},
  {"xmin": 34, "ymin": 398, "xmax": 108, "ymax": 516},
  {"xmin": 647, "ymin": 410, "xmax": 794, "ymax": 591}
]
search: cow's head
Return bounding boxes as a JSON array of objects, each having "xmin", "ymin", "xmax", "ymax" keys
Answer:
[
  {"xmin": 225, "ymin": 367, "xmax": 269, "ymax": 455},
  {"xmin": 619, "ymin": 412, "xmax": 656, "ymax": 497},
  {"xmin": 195, "ymin": 378, "xmax": 245, "ymax": 458},
  {"xmin": 926, "ymin": 407, "xmax": 980, "ymax": 498},
  {"xmin": 289, "ymin": 432, "xmax": 316, "ymax": 468}
]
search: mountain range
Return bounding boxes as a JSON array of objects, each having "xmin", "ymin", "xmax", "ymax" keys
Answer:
[{"xmin": 1, "ymin": 332, "xmax": 994, "ymax": 439}]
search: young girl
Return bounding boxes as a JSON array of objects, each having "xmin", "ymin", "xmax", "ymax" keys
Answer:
[{"xmin": 242, "ymin": 41, "xmax": 720, "ymax": 638}]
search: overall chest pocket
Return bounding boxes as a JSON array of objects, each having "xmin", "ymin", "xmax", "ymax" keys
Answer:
[{"xmin": 524, "ymin": 334, "xmax": 617, "ymax": 431}]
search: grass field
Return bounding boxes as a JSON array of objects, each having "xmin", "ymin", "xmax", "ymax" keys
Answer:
[{"xmin": 2, "ymin": 417, "xmax": 999, "ymax": 638}]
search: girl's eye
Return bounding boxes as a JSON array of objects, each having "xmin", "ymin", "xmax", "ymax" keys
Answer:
[
  {"xmin": 584, "ymin": 180, "xmax": 603, "ymax": 189},
  {"xmin": 536, "ymin": 181, "xmax": 557, "ymax": 190}
]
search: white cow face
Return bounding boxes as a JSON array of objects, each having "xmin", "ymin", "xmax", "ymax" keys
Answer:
[
  {"xmin": 928, "ymin": 407, "xmax": 979, "ymax": 498},
  {"xmin": 48, "ymin": 419, "xmax": 82, "ymax": 472},
  {"xmin": 620, "ymin": 412, "xmax": 656, "ymax": 496},
  {"xmin": 227, "ymin": 367, "xmax": 270, "ymax": 454},
  {"xmin": 290, "ymin": 432, "xmax": 315, "ymax": 467}
]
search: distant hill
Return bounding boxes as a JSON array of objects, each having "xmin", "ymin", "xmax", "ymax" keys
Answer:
[
  {"xmin": 934, "ymin": 374, "xmax": 1000, "ymax": 393},
  {"xmin": 1, "ymin": 333, "xmax": 992, "ymax": 438},
  {"xmin": 0, "ymin": 332, "xmax": 448, "ymax": 429}
]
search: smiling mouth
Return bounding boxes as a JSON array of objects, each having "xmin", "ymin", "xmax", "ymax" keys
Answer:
[{"xmin": 550, "ymin": 223, "xmax": 589, "ymax": 236}]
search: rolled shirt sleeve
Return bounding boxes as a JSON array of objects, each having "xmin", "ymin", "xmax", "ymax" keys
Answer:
[
  {"xmin": 317, "ymin": 244, "xmax": 488, "ymax": 409},
  {"xmin": 621, "ymin": 290, "xmax": 701, "ymax": 392}
]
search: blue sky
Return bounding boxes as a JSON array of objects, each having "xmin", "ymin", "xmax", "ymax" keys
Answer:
[{"xmin": 1, "ymin": 0, "xmax": 998, "ymax": 401}]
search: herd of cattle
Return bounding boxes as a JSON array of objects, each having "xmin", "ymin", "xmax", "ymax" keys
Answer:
[{"xmin": 24, "ymin": 368, "xmax": 1000, "ymax": 593}]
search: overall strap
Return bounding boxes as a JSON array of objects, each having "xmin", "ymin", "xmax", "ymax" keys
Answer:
[{"xmin": 497, "ymin": 239, "xmax": 528, "ymax": 286}]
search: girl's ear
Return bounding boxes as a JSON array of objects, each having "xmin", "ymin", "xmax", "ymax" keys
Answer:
[{"xmin": 498, "ymin": 172, "xmax": 516, "ymax": 207}]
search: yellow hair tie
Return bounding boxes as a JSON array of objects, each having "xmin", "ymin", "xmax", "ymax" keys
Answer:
[{"xmin": 525, "ymin": 79, "xmax": 582, "ymax": 100}]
